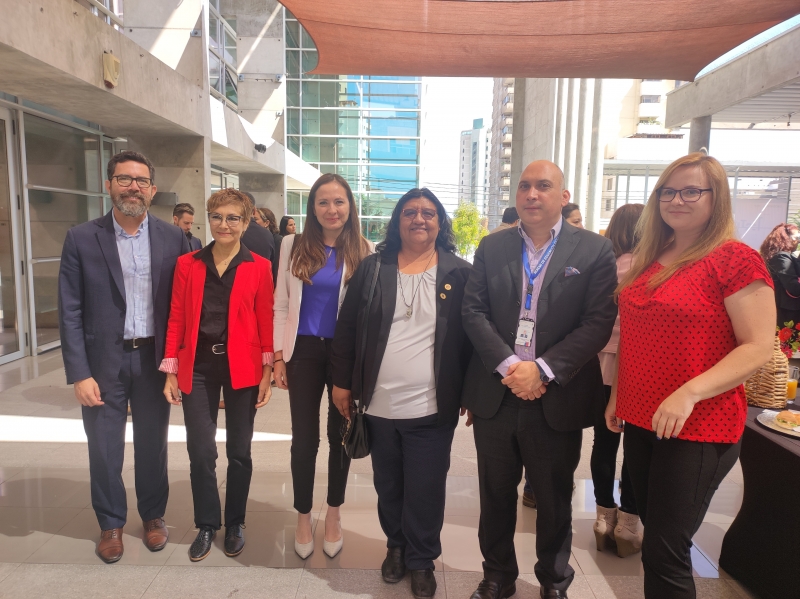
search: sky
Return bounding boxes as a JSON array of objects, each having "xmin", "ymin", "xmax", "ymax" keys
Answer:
[{"xmin": 419, "ymin": 77, "xmax": 494, "ymax": 214}]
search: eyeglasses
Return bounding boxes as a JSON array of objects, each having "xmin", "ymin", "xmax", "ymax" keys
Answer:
[
  {"xmin": 208, "ymin": 213, "xmax": 244, "ymax": 226},
  {"xmin": 111, "ymin": 175, "xmax": 153, "ymax": 189},
  {"xmin": 401, "ymin": 208, "xmax": 438, "ymax": 221},
  {"xmin": 658, "ymin": 188, "xmax": 712, "ymax": 203}
]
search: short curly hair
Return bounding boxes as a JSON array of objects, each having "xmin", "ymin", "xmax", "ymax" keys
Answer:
[
  {"xmin": 760, "ymin": 223, "xmax": 799, "ymax": 262},
  {"xmin": 206, "ymin": 188, "xmax": 252, "ymax": 220}
]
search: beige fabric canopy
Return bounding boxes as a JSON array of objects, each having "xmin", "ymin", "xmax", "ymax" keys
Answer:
[{"xmin": 281, "ymin": 0, "xmax": 800, "ymax": 80}]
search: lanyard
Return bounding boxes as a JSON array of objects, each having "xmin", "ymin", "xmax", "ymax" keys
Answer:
[{"xmin": 522, "ymin": 235, "xmax": 559, "ymax": 311}]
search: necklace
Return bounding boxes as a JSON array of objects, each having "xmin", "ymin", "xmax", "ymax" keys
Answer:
[{"xmin": 397, "ymin": 249, "xmax": 436, "ymax": 318}]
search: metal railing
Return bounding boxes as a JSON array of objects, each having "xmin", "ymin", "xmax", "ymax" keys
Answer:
[{"xmin": 83, "ymin": 0, "xmax": 123, "ymax": 28}]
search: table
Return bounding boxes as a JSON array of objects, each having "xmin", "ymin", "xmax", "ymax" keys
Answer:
[{"xmin": 719, "ymin": 405, "xmax": 800, "ymax": 599}]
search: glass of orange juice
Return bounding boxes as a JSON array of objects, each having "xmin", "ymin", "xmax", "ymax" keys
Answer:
[{"xmin": 788, "ymin": 366, "xmax": 799, "ymax": 400}]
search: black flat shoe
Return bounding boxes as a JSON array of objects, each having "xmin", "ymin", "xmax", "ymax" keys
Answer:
[
  {"xmin": 224, "ymin": 523, "xmax": 245, "ymax": 557},
  {"xmin": 381, "ymin": 546, "xmax": 406, "ymax": 583},
  {"xmin": 469, "ymin": 579, "xmax": 516, "ymax": 599},
  {"xmin": 540, "ymin": 589, "xmax": 568, "ymax": 598},
  {"xmin": 411, "ymin": 568, "xmax": 437, "ymax": 598},
  {"xmin": 189, "ymin": 526, "xmax": 216, "ymax": 562}
]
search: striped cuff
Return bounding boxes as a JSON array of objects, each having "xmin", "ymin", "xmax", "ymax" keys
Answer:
[
  {"xmin": 159, "ymin": 358, "xmax": 178, "ymax": 374},
  {"xmin": 262, "ymin": 352, "xmax": 275, "ymax": 367}
]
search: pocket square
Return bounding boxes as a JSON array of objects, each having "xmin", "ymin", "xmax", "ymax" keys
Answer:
[{"xmin": 565, "ymin": 266, "xmax": 581, "ymax": 277}]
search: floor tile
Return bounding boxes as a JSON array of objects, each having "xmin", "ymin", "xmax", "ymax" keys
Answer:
[
  {"xmin": 703, "ymin": 484, "xmax": 742, "ymax": 524},
  {"xmin": 585, "ymin": 574, "xmax": 644, "ymax": 598},
  {"xmin": 444, "ymin": 476, "xmax": 481, "ymax": 516},
  {"xmin": 297, "ymin": 567, "xmax": 444, "ymax": 599},
  {"xmin": 0, "ymin": 563, "xmax": 160, "ymax": 599},
  {"xmin": 570, "ymin": 520, "xmax": 644, "ymax": 577},
  {"xmin": 327, "ymin": 473, "xmax": 377, "ymax": 513},
  {"xmin": 0, "ymin": 468, "xmax": 20, "ymax": 485},
  {"xmin": 692, "ymin": 521, "xmax": 732, "ymax": 570},
  {"xmin": 164, "ymin": 510, "xmax": 310, "ymax": 568},
  {"xmin": 0, "ymin": 562, "xmax": 19, "ymax": 584},
  {"xmin": 0, "ymin": 507, "xmax": 83, "ymax": 562},
  {"xmin": 0, "ymin": 468, "xmax": 91, "ymax": 509},
  {"xmin": 142, "ymin": 565, "xmax": 303, "ymax": 598}
]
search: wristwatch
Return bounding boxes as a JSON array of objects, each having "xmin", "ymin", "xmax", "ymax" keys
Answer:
[{"xmin": 535, "ymin": 361, "xmax": 552, "ymax": 383}]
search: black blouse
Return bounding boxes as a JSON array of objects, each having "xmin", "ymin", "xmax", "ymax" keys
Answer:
[{"xmin": 195, "ymin": 241, "xmax": 254, "ymax": 344}]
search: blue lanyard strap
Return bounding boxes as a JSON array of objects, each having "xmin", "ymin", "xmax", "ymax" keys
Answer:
[{"xmin": 522, "ymin": 235, "xmax": 559, "ymax": 311}]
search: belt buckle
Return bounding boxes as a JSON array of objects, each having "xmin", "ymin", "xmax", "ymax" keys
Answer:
[
  {"xmin": 131, "ymin": 338, "xmax": 142, "ymax": 349},
  {"xmin": 212, "ymin": 344, "xmax": 226, "ymax": 355}
]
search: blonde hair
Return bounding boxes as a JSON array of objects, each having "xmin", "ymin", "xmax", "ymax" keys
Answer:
[{"xmin": 616, "ymin": 153, "xmax": 735, "ymax": 295}]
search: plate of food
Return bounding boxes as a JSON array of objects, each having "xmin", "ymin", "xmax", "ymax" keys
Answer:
[{"xmin": 756, "ymin": 409, "xmax": 800, "ymax": 439}]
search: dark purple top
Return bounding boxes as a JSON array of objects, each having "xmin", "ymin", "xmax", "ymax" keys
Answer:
[{"xmin": 297, "ymin": 247, "xmax": 342, "ymax": 339}]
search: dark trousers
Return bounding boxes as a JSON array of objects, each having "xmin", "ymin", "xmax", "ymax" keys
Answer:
[
  {"xmin": 473, "ymin": 394, "xmax": 582, "ymax": 591},
  {"xmin": 82, "ymin": 344, "xmax": 169, "ymax": 530},
  {"xmin": 182, "ymin": 352, "xmax": 258, "ymax": 529},
  {"xmin": 624, "ymin": 423, "xmax": 740, "ymax": 599},
  {"xmin": 590, "ymin": 385, "xmax": 637, "ymax": 513},
  {"xmin": 286, "ymin": 335, "xmax": 350, "ymax": 514},
  {"xmin": 366, "ymin": 413, "xmax": 457, "ymax": 571}
]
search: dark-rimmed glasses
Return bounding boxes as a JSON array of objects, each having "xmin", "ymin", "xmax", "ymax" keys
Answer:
[
  {"xmin": 658, "ymin": 188, "xmax": 712, "ymax": 203},
  {"xmin": 111, "ymin": 175, "xmax": 153, "ymax": 189},
  {"xmin": 208, "ymin": 213, "xmax": 243, "ymax": 226},
  {"xmin": 401, "ymin": 208, "xmax": 437, "ymax": 221}
]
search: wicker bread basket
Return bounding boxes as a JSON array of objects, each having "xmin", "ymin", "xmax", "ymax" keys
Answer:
[{"xmin": 744, "ymin": 336, "xmax": 789, "ymax": 409}]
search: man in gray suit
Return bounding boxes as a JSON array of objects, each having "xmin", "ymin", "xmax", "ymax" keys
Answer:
[
  {"xmin": 58, "ymin": 151, "xmax": 190, "ymax": 563},
  {"xmin": 461, "ymin": 160, "xmax": 617, "ymax": 599}
]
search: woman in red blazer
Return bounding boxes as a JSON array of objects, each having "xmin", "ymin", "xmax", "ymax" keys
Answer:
[{"xmin": 160, "ymin": 188, "xmax": 274, "ymax": 562}]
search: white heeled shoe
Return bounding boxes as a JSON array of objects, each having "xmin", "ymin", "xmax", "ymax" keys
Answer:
[
  {"xmin": 294, "ymin": 517, "xmax": 314, "ymax": 559},
  {"xmin": 323, "ymin": 520, "xmax": 343, "ymax": 558}
]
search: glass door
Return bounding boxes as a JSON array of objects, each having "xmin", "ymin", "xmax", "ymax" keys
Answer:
[{"xmin": 0, "ymin": 107, "xmax": 24, "ymax": 362}]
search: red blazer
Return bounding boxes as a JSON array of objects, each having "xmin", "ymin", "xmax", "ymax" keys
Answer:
[{"xmin": 163, "ymin": 250, "xmax": 274, "ymax": 394}]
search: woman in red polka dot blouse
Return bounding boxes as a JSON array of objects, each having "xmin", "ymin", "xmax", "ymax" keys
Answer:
[{"xmin": 605, "ymin": 153, "xmax": 776, "ymax": 599}]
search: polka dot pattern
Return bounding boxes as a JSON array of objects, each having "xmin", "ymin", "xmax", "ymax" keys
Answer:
[{"xmin": 616, "ymin": 241, "xmax": 773, "ymax": 443}]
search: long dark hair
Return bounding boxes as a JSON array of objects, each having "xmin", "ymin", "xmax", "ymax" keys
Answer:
[
  {"xmin": 261, "ymin": 207, "xmax": 279, "ymax": 234},
  {"xmin": 279, "ymin": 215, "xmax": 294, "ymax": 236},
  {"xmin": 605, "ymin": 203, "xmax": 644, "ymax": 258},
  {"xmin": 376, "ymin": 188, "xmax": 456, "ymax": 255},
  {"xmin": 289, "ymin": 173, "xmax": 371, "ymax": 284}
]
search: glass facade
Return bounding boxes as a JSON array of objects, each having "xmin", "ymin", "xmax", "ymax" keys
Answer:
[{"xmin": 284, "ymin": 11, "xmax": 422, "ymax": 241}]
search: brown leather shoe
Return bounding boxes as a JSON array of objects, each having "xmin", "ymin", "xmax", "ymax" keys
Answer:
[
  {"xmin": 143, "ymin": 518, "xmax": 169, "ymax": 551},
  {"xmin": 98, "ymin": 528, "xmax": 124, "ymax": 563}
]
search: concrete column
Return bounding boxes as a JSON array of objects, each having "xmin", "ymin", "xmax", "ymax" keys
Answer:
[
  {"xmin": 688, "ymin": 116, "xmax": 712, "ymax": 154},
  {"xmin": 563, "ymin": 78, "xmax": 579, "ymax": 194},
  {"xmin": 587, "ymin": 79, "xmax": 605, "ymax": 233},
  {"xmin": 240, "ymin": 173, "xmax": 286, "ymax": 221},
  {"xmin": 573, "ymin": 78, "xmax": 594, "ymax": 209},
  {"xmin": 509, "ymin": 78, "xmax": 527, "ymax": 199},
  {"xmin": 554, "ymin": 78, "xmax": 567, "ymax": 167}
]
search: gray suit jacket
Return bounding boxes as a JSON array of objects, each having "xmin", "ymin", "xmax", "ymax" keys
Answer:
[
  {"xmin": 58, "ymin": 211, "xmax": 190, "ymax": 389},
  {"xmin": 461, "ymin": 220, "xmax": 618, "ymax": 431}
]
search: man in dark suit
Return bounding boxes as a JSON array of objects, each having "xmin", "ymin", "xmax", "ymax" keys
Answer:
[
  {"xmin": 58, "ymin": 151, "xmax": 190, "ymax": 563},
  {"xmin": 240, "ymin": 192, "xmax": 274, "ymax": 261},
  {"xmin": 462, "ymin": 160, "xmax": 617, "ymax": 599},
  {"xmin": 173, "ymin": 202, "xmax": 203, "ymax": 251}
]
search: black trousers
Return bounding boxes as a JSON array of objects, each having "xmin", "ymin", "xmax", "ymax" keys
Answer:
[
  {"xmin": 590, "ymin": 385, "xmax": 637, "ymax": 513},
  {"xmin": 624, "ymin": 423, "xmax": 740, "ymax": 599},
  {"xmin": 182, "ymin": 352, "xmax": 258, "ymax": 529},
  {"xmin": 82, "ymin": 343, "xmax": 169, "ymax": 530},
  {"xmin": 366, "ymin": 413, "xmax": 457, "ymax": 571},
  {"xmin": 286, "ymin": 335, "xmax": 350, "ymax": 514},
  {"xmin": 473, "ymin": 394, "xmax": 582, "ymax": 592}
]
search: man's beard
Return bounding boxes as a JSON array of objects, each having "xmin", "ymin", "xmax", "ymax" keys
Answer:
[{"xmin": 112, "ymin": 191, "xmax": 151, "ymax": 217}]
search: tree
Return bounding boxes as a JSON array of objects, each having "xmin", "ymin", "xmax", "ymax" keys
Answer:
[{"xmin": 452, "ymin": 201, "xmax": 487, "ymax": 259}]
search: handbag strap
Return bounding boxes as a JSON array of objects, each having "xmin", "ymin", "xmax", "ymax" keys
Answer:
[{"xmin": 355, "ymin": 252, "xmax": 381, "ymax": 414}]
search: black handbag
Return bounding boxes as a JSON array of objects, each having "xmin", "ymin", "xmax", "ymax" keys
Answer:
[{"xmin": 342, "ymin": 253, "xmax": 381, "ymax": 459}]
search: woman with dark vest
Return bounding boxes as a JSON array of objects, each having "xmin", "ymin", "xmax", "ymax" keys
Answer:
[
  {"xmin": 331, "ymin": 188, "xmax": 472, "ymax": 599},
  {"xmin": 759, "ymin": 223, "xmax": 800, "ymax": 328},
  {"xmin": 161, "ymin": 188, "xmax": 274, "ymax": 561}
]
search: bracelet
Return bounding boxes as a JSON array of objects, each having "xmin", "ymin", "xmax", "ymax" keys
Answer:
[{"xmin": 274, "ymin": 358, "xmax": 284, "ymax": 363}]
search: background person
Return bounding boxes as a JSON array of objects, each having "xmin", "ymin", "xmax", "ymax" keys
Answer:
[
  {"xmin": 58, "ymin": 151, "xmax": 190, "ymax": 563},
  {"xmin": 561, "ymin": 203, "xmax": 583, "ymax": 229},
  {"xmin": 273, "ymin": 173, "xmax": 372, "ymax": 560},
  {"xmin": 261, "ymin": 207, "xmax": 284, "ymax": 286},
  {"xmin": 161, "ymin": 188, "xmax": 274, "ymax": 562},
  {"xmin": 607, "ymin": 153, "xmax": 775, "ymax": 599},
  {"xmin": 240, "ymin": 192, "xmax": 275, "ymax": 261},
  {"xmin": 759, "ymin": 223, "xmax": 800, "ymax": 328},
  {"xmin": 490, "ymin": 206, "xmax": 519, "ymax": 234},
  {"xmin": 280, "ymin": 215, "xmax": 297, "ymax": 236},
  {"xmin": 173, "ymin": 203, "xmax": 203, "ymax": 250},
  {"xmin": 593, "ymin": 203, "xmax": 644, "ymax": 558},
  {"xmin": 462, "ymin": 160, "xmax": 617, "ymax": 599},
  {"xmin": 331, "ymin": 188, "xmax": 472, "ymax": 599}
]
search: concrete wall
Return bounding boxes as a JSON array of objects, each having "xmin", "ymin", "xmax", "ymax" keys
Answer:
[{"xmin": 240, "ymin": 173, "xmax": 285, "ymax": 220}]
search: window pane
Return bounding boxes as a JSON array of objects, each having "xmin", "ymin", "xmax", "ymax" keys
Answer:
[
  {"xmin": 225, "ymin": 68, "xmax": 238, "ymax": 104},
  {"xmin": 301, "ymin": 28, "xmax": 316, "ymax": 50},
  {"xmin": 301, "ymin": 137, "xmax": 320, "ymax": 162},
  {"xmin": 360, "ymin": 217, "xmax": 389, "ymax": 242},
  {"xmin": 286, "ymin": 51, "xmax": 300, "ymax": 78},
  {"xmin": 336, "ymin": 138, "xmax": 360, "ymax": 162},
  {"xmin": 338, "ymin": 110, "xmax": 360, "ymax": 135},
  {"xmin": 32, "ymin": 260, "xmax": 61, "ymax": 346},
  {"xmin": 364, "ymin": 82, "xmax": 420, "ymax": 109},
  {"xmin": 287, "ymin": 191, "xmax": 302, "ymax": 214},
  {"xmin": 320, "ymin": 110, "xmax": 336, "ymax": 135},
  {"xmin": 368, "ymin": 138, "xmax": 420, "ymax": 163},
  {"xmin": 302, "ymin": 109, "xmax": 320, "ymax": 135},
  {"xmin": 24, "ymin": 114, "xmax": 101, "ymax": 193},
  {"xmin": 287, "ymin": 80, "xmax": 300, "ymax": 106},
  {"xmin": 209, "ymin": 13, "xmax": 220, "ymax": 51},
  {"xmin": 302, "ymin": 51, "xmax": 318, "ymax": 73},
  {"xmin": 287, "ymin": 108, "xmax": 300, "ymax": 135},
  {"xmin": 209, "ymin": 51, "xmax": 221, "ymax": 92},
  {"xmin": 366, "ymin": 165, "xmax": 418, "ymax": 193},
  {"xmin": 366, "ymin": 113, "xmax": 420, "ymax": 137},
  {"xmin": 285, "ymin": 20, "xmax": 300, "ymax": 48},
  {"xmin": 28, "ymin": 190, "xmax": 104, "ymax": 259},
  {"xmin": 287, "ymin": 136, "xmax": 300, "ymax": 156},
  {"xmin": 210, "ymin": 171, "xmax": 223, "ymax": 193},
  {"xmin": 0, "ymin": 119, "xmax": 19, "ymax": 355},
  {"xmin": 302, "ymin": 81, "xmax": 319, "ymax": 106},
  {"xmin": 319, "ymin": 137, "xmax": 336, "ymax": 163},
  {"xmin": 319, "ymin": 81, "xmax": 338, "ymax": 107},
  {"xmin": 224, "ymin": 28, "xmax": 237, "ymax": 66},
  {"xmin": 102, "ymin": 141, "xmax": 113, "ymax": 181}
]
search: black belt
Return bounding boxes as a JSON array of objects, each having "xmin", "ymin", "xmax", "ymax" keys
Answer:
[
  {"xmin": 198, "ymin": 342, "xmax": 227, "ymax": 355},
  {"xmin": 123, "ymin": 337, "xmax": 155, "ymax": 349}
]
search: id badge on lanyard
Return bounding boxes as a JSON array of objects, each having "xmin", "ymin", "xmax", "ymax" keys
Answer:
[
  {"xmin": 515, "ymin": 318, "xmax": 535, "ymax": 347},
  {"xmin": 516, "ymin": 235, "xmax": 558, "ymax": 348}
]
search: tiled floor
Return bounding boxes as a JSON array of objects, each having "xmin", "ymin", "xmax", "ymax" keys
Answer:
[{"xmin": 0, "ymin": 351, "xmax": 760, "ymax": 598}]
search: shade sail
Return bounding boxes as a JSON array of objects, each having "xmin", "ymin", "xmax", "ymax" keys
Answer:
[{"xmin": 281, "ymin": 0, "xmax": 800, "ymax": 80}]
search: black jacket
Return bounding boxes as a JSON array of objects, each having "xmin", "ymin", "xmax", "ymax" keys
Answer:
[
  {"xmin": 767, "ymin": 252, "xmax": 800, "ymax": 313},
  {"xmin": 242, "ymin": 223, "xmax": 275, "ymax": 262},
  {"xmin": 331, "ymin": 250, "xmax": 473, "ymax": 424},
  {"xmin": 461, "ymin": 221, "xmax": 618, "ymax": 431}
]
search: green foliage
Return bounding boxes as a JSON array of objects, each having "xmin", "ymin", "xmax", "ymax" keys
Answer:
[{"xmin": 452, "ymin": 201, "xmax": 487, "ymax": 259}]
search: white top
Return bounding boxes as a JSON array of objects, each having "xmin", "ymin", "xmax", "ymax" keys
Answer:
[{"xmin": 367, "ymin": 265, "xmax": 438, "ymax": 419}]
